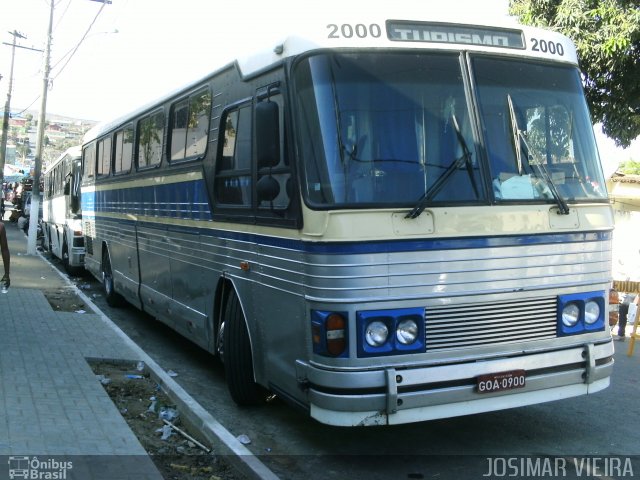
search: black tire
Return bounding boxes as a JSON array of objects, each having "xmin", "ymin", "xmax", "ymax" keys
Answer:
[
  {"xmin": 62, "ymin": 239, "xmax": 82, "ymax": 276},
  {"xmin": 223, "ymin": 292, "xmax": 263, "ymax": 405},
  {"xmin": 102, "ymin": 248, "xmax": 125, "ymax": 307}
]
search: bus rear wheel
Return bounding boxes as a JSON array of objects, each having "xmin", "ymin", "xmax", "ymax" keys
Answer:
[
  {"xmin": 62, "ymin": 239, "xmax": 82, "ymax": 276},
  {"xmin": 223, "ymin": 292, "xmax": 263, "ymax": 405},
  {"xmin": 102, "ymin": 249, "xmax": 125, "ymax": 307}
]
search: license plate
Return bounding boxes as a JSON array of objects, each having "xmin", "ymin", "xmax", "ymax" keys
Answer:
[{"xmin": 477, "ymin": 370, "xmax": 526, "ymax": 394}]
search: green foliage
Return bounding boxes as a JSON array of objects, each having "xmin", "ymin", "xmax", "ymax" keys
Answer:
[
  {"xmin": 509, "ymin": 0, "xmax": 640, "ymax": 147},
  {"xmin": 619, "ymin": 159, "xmax": 640, "ymax": 174}
]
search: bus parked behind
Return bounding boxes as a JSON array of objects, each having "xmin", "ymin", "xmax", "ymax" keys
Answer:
[{"xmin": 43, "ymin": 146, "xmax": 85, "ymax": 275}]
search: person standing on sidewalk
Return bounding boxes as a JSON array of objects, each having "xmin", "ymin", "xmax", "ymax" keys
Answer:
[
  {"xmin": 617, "ymin": 293, "xmax": 638, "ymax": 341},
  {"xmin": 0, "ymin": 221, "xmax": 9, "ymax": 290}
]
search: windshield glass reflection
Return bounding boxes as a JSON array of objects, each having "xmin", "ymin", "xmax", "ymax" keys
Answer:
[
  {"xmin": 472, "ymin": 56, "xmax": 607, "ymax": 202},
  {"xmin": 293, "ymin": 52, "xmax": 483, "ymax": 208}
]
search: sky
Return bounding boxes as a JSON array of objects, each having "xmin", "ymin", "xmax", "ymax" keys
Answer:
[{"xmin": 0, "ymin": 0, "xmax": 636, "ymax": 172}]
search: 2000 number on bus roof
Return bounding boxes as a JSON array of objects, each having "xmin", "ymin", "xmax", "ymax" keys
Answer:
[{"xmin": 477, "ymin": 370, "xmax": 526, "ymax": 394}]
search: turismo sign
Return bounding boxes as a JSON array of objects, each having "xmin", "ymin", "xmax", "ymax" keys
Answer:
[{"xmin": 387, "ymin": 21, "xmax": 525, "ymax": 49}]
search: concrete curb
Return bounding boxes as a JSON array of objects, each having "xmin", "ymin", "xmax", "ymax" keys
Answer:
[{"xmin": 42, "ymin": 251, "xmax": 280, "ymax": 480}]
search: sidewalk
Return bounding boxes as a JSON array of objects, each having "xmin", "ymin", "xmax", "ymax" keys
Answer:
[{"xmin": 0, "ymin": 220, "xmax": 163, "ymax": 479}]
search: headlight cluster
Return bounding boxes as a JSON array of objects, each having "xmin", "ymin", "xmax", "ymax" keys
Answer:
[
  {"xmin": 558, "ymin": 292, "xmax": 606, "ymax": 336},
  {"xmin": 311, "ymin": 308, "xmax": 425, "ymax": 358},
  {"xmin": 358, "ymin": 308, "xmax": 425, "ymax": 357}
]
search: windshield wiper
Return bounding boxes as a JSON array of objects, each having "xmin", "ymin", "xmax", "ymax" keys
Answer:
[
  {"xmin": 506, "ymin": 94, "xmax": 570, "ymax": 215},
  {"xmin": 406, "ymin": 115, "xmax": 478, "ymax": 219}
]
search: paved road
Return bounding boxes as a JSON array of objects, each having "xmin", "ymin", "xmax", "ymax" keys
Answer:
[{"xmin": 51, "ymin": 254, "xmax": 640, "ymax": 480}]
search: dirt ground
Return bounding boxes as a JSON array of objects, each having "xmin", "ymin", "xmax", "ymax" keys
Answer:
[
  {"xmin": 90, "ymin": 361, "xmax": 242, "ymax": 480},
  {"xmin": 42, "ymin": 285, "xmax": 242, "ymax": 480},
  {"xmin": 43, "ymin": 284, "xmax": 93, "ymax": 313}
]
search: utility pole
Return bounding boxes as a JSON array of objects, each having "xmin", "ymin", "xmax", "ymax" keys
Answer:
[
  {"xmin": 0, "ymin": 30, "xmax": 27, "ymax": 184},
  {"xmin": 26, "ymin": 0, "xmax": 111, "ymax": 254},
  {"xmin": 27, "ymin": 1, "xmax": 54, "ymax": 255}
]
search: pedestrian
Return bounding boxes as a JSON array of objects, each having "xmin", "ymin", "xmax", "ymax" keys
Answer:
[
  {"xmin": 0, "ymin": 220, "xmax": 10, "ymax": 291},
  {"xmin": 617, "ymin": 293, "xmax": 638, "ymax": 341}
]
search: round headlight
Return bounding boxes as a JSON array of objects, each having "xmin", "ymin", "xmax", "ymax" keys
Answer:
[
  {"xmin": 365, "ymin": 321, "xmax": 389, "ymax": 347},
  {"xmin": 585, "ymin": 300, "xmax": 601, "ymax": 325},
  {"xmin": 396, "ymin": 319, "xmax": 419, "ymax": 345},
  {"xmin": 562, "ymin": 303, "xmax": 580, "ymax": 327}
]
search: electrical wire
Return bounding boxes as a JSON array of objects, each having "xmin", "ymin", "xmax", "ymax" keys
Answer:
[{"xmin": 50, "ymin": 2, "xmax": 106, "ymax": 80}]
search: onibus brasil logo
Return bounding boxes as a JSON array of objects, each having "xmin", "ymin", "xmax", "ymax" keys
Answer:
[{"xmin": 8, "ymin": 456, "xmax": 73, "ymax": 479}]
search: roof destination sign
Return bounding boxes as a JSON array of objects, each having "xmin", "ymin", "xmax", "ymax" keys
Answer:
[{"xmin": 386, "ymin": 21, "xmax": 525, "ymax": 49}]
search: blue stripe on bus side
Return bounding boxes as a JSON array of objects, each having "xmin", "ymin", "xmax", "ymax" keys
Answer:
[{"xmin": 82, "ymin": 180, "xmax": 212, "ymax": 221}]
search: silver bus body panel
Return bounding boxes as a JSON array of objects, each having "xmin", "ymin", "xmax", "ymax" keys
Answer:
[{"xmin": 78, "ymin": 20, "xmax": 614, "ymax": 424}]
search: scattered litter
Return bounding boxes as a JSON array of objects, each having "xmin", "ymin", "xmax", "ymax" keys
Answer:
[
  {"xmin": 75, "ymin": 309, "xmax": 86, "ymax": 314},
  {"xmin": 40, "ymin": 276, "xmax": 47, "ymax": 280},
  {"xmin": 265, "ymin": 447, "xmax": 272, "ymax": 452},
  {"xmin": 95, "ymin": 374, "xmax": 111, "ymax": 386},
  {"xmin": 158, "ymin": 424, "xmax": 173, "ymax": 441},
  {"xmin": 147, "ymin": 398, "xmax": 157, "ymax": 413},
  {"xmin": 124, "ymin": 374, "xmax": 144, "ymax": 379},
  {"xmin": 163, "ymin": 419, "xmax": 211, "ymax": 453},
  {"xmin": 158, "ymin": 406, "xmax": 179, "ymax": 422},
  {"xmin": 120, "ymin": 407, "xmax": 128, "ymax": 415},
  {"xmin": 237, "ymin": 434, "xmax": 251, "ymax": 445},
  {"xmin": 166, "ymin": 369, "xmax": 178, "ymax": 377},
  {"xmin": 136, "ymin": 361, "xmax": 145, "ymax": 372}
]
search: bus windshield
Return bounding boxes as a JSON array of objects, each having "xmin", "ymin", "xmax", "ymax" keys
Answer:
[
  {"xmin": 293, "ymin": 52, "xmax": 607, "ymax": 209},
  {"xmin": 294, "ymin": 52, "xmax": 484, "ymax": 208},
  {"xmin": 472, "ymin": 56, "xmax": 607, "ymax": 203}
]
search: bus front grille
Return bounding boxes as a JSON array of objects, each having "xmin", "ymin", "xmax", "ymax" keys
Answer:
[{"xmin": 425, "ymin": 297, "xmax": 557, "ymax": 351}]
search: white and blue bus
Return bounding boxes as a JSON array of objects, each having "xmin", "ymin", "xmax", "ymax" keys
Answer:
[
  {"xmin": 81, "ymin": 14, "xmax": 614, "ymax": 426},
  {"xmin": 43, "ymin": 146, "xmax": 85, "ymax": 275}
]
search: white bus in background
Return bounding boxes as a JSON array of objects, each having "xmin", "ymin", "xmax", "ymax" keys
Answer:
[
  {"xmin": 43, "ymin": 146, "xmax": 85, "ymax": 275},
  {"xmin": 81, "ymin": 14, "xmax": 614, "ymax": 426}
]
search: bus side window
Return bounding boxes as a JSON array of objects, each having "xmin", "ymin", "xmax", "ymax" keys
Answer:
[
  {"xmin": 169, "ymin": 87, "xmax": 211, "ymax": 162},
  {"xmin": 214, "ymin": 105, "xmax": 252, "ymax": 207},
  {"xmin": 97, "ymin": 137, "xmax": 112, "ymax": 177},
  {"xmin": 83, "ymin": 143, "xmax": 96, "ymax": 179},
  {"xmin": 114, "ymin": 124, "xmax": 134, "ymax": 174},
  {"xmin": 138, "ymin": 110, "xmax": 165, "ymax": 169}
]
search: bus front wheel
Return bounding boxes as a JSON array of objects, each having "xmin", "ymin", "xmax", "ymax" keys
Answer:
[{"xmin": 223, "ymin": 292, "xmax": 263, "ymax": 405}]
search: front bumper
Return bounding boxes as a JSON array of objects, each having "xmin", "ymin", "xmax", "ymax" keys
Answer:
[{"xmin": 297, "ymin": 339, "xmax": 614, "ymax": 426}]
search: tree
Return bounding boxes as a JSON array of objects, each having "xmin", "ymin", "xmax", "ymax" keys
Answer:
[
  {"xmin": 510, "ymin": 0, "xmax": 640, "ymax": 147},
  {"xmin": 619, "ymin": 159, "xmax": 640, "ymax": 173}
]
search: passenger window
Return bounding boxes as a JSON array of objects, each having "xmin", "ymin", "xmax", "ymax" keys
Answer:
[
  {"xmin": 114, "ymin": 124, "xmax": 134, "ymax": 174},
  {"xmin": 83, "ymin": 144, "xmax": 96, "ymax": 179},
  {"xmin": 97, "ymin": 138, "xmax": 111, "ymax": 177},
  {"xmin": 169, "ymin": 88, "xmax": 211, "ymax": 161},
  {"xmin": 138, "ymin": 110, "xmax": 164, "ymax": 168}
]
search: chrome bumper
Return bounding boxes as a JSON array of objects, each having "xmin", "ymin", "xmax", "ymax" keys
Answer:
[{"xmin": 297, "ymin": 340, "xmax": 614, "ymax": 426}]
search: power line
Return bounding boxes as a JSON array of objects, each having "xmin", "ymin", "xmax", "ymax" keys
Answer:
[{"xmin": 50, "ymin": 2, "xmax": 106, "ymax": 80}]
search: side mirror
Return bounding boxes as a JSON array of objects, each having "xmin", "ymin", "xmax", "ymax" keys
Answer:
[{"xmin": 255, "ymin": 101, "xmax": 280, "ymax": 170}]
